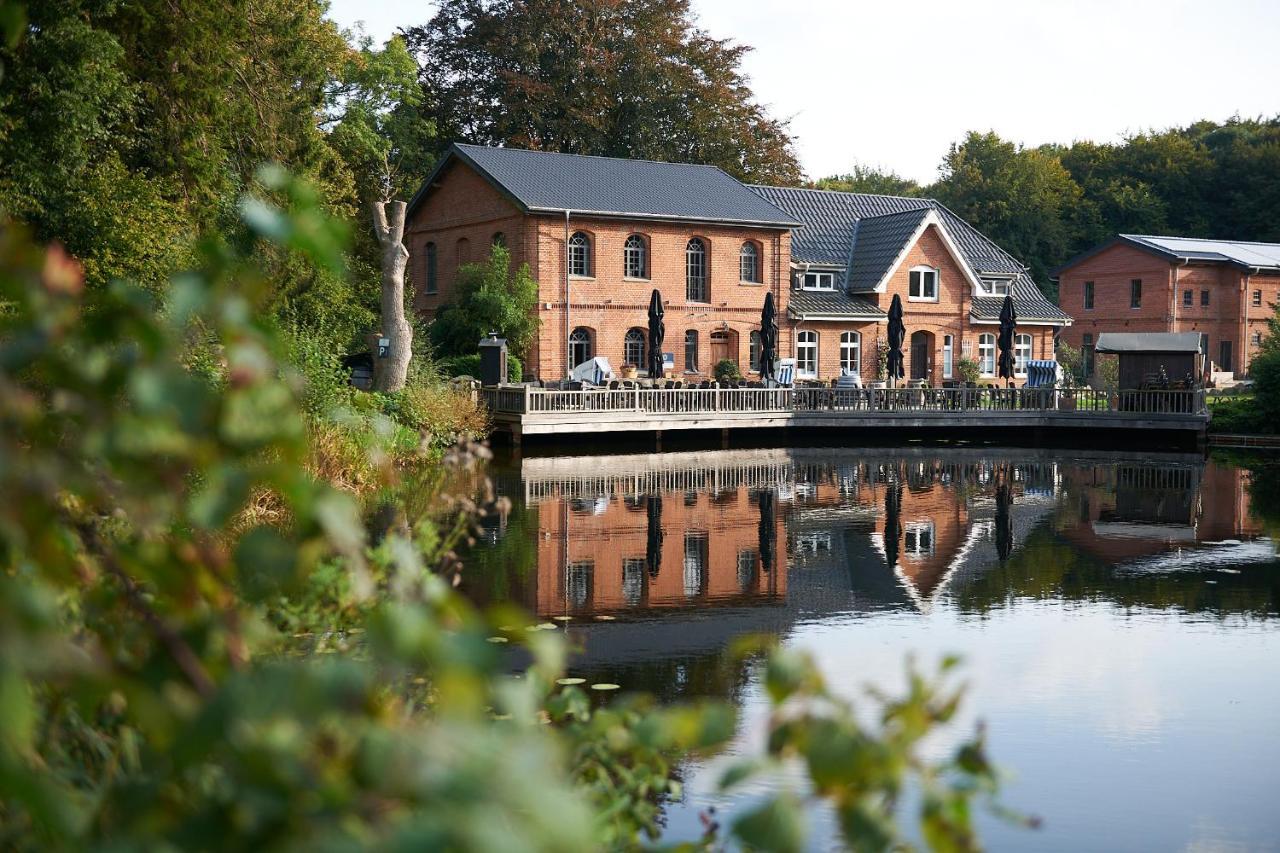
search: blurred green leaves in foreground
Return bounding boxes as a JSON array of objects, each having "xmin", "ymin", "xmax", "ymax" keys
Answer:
[{"xmin": 0, "ymin": 171, "xmax": 1016, "ymax": 851}]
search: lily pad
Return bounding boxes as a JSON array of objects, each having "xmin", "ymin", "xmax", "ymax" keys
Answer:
[
  {"xmin": 486, "ymin": 636, "xmax": 509, "ymax": 643},
  {"xmin": 590, "ymin": 683, "xmax": 621, "ymax": 691},
  {"xmin": 556, "ymin": 677, "xmax": 586, "ymax": 686}
]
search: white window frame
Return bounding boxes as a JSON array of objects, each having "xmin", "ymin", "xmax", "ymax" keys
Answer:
[
  {"xmin": 749, "ymin": 330, "xmax": 762, "ymax": 373},
  {"xmin": 740, "ymin": 242, "xmax": 760, "ymax": 283},
  {"xmin": 908, "ymin": 266, "xmax": 939, "ymax": 301},
  {"xmin": 801, "ymin": 271, "xmax": 836, "ymax": 291},
  {"xmin": 839, "ymin": 331, "xmax": 861, "ymax": 376},
  {"xmin": 796, "ymin": 330, "xmax": 818, "ymax": 378},
  {"xmin": 568, "ymin": 231, "xmax": 591, "ymax": 277},
  {"xmin": 1014, "ymin": 333, "xmax": 1032, "ymax": 377},
  {"xmin": 942, "ymin": 334, "xmax": 953, "ymax": 379},
  {"xmin": 980, "ymin": 278, "xmax": 1011, "ymax": 297},
  {"xmin": 686, "ymin": 238, "xmax": 708, "ymax": 302},
  {"xmin": 978, "ymin": 333, "xmax": 996, "ymax": 377},
  {"xmin": 624, "ymin": 328, "xmax": 646, "ymax": 368},
  {"xmin": 904, "ymin": 521, "xmax": 935, "ymax": 559},
  {"xmin": 623, "ymin": 234, "xmax": 647, "ymax": 279}
]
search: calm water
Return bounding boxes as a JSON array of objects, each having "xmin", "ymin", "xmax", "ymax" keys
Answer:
[{"xmin": 465, "ymin": 447, "xmax": 1280, "ymax": 851}]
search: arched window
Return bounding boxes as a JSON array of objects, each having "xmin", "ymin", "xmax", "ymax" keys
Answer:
[
  {"xmin": 568, "ymin": 231, "xmax": 591, "ymax": 277},
  {"xmin": 749, "ymin": 330, "xmax": 762, "ymax": 373},
  {"xmin": 840, "ymin": 331, "xmax": 861, "ymax": 376},
  {"xmin": 455, "ymin": 237, "xmax": 470, "ymax": 266},
  {"xmin": 569, "ymin": 327, "xmax": 593, "ymax": 368},
  {"xmin": 978, "ymin": 333, "xmax": 996, "ymax": 377},
  {"xmin": 624, "ymin": 234, "xmax": 647, "ymax": 279},
  {"xmin": 740, "ymin": 241, "xmax": 760, "ymax": 283},
  {"xmin": 797, "ymin": 330, "xmax": 818, "ymax": 377},
  {"xmin": 1015, "ymin": 333, "xmax": 1033, "ymax": 377},
  {"xmin": 624, "ymin": 328, "xmax": 646, "ymax": 368},
  {"xmin": 684, "ymin": 330, "xmax": 699, "ymax": 372},
  {"xmin": 686, "ymin": 238, "xmax": 708, "ymax": 302},
  {"xmin": 492, "ymin": 231, "xmax": 506, "ymax": 248},
  {"xmin": 424, "ymin": 241, "xmax": 438, "ymax": 294}
]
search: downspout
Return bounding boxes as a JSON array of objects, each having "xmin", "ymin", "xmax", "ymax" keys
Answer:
[
  {"xmin": 1243, "ymin": 267, "xmax": 1259, "ymax": 377},
  {"xmin": 564, "ymin": 210, "xmax": 571, "ymax": 379}
]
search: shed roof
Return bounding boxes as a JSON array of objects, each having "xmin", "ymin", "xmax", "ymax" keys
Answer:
[
  {"xmin": 1094, "ymin": 332, "xmax": 1203, "ymax": 353},
  {"xmin": 408, "ymin": 143, "xmax": 802, "ymax": 228}
]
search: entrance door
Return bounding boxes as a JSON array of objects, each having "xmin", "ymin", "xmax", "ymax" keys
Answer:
[
  {"xmin": 710, "ymin": 331, "xmax": 734, "ymax": 370},
  {"xmin": 1220, "ymin": 339, "xmax": 1233, "ymax": 373},
  {"xmin": 910, "ymin": 331, "xmax": 931, "ymax": 380}
]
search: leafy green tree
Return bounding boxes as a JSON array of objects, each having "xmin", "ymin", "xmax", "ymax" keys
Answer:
[
  {"xmin": 929, "ymin": 132, "xmax": 1089, "ymax": 296},
  {"xmin": 813, "ymin": 164, "xmax": 921, "ymax": 197},
  {"xmin": 429, "ymin": 244, "xmax": 539, "ymax": 361},
  {"xmin": 402, "ymin": 0, "xmax": 802, "ymax": 184}
]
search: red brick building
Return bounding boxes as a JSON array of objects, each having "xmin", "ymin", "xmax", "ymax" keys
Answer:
[
  {"xmin": 1053, "ymin": 235, "xmax": 1280, "ymax": 379},
  {"xmin": 406, "ymin": 144, "xmax": 1071, "ymax": 383}
]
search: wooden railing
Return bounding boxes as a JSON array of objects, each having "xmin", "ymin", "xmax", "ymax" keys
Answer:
[{"xmin": 481, "ymin": 386, "xmax": 1208, "ymax": 419}]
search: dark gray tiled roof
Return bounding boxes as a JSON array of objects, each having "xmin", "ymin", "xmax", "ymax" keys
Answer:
[
  {"xmin": 409, "ymin": 143, "xmax": 802, "ymax": 228},
  {"xmin": 970, "ymin": 276, "xmax": 1071, "ymax": 324},
  {"xmin": 788, "ymin": 290, "xmax": 886, "ymax": 319},
  {"xmin": 846, "ymin": 209, "xmax": 932, "ymax": 292},
  {"xmin": 752, "ymin": 185, "xmax": 1069, "ymax": 324}
]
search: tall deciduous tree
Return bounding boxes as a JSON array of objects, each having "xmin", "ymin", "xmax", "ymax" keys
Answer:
[
  {"xmin": 429, "ymin": 245, "xmax": 539, "ymax": 362},
  {"xmin": 401, "ymin": 0, "xmax": 801, "ymax": 184},
  {"xmin": 812, "ymin": 165, "xmax": 922, "ymax": 197}
]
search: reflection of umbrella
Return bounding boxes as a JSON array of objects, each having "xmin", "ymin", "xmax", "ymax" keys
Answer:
[
  {"xmin": 884, "ymin": 475, "xmax": 902, "ymax": 569},
  {"xmin": 758, "ymin": 489, "xmax": 776, "ymax": 574},
  {"xmin": 997, "ymin": 294, "xmax": 1017, "ymax": 385},
  {"xmin": 995, "ymin": 480, "xmax": 1013, "ymax": 562},
  {"xmin": 886, "ymin": 294, "xmax": 905, "ymax": 386},
  {"xmin": 647, "ymin": 289, "xmax": 665, "ymax": 379},
  {"xmin": 645, "ymin": 493, "xmax": 664, "ymax": 578},
  {"xmin": 759, "ymin": 292, "xmax": 778, "ymax": 383}
]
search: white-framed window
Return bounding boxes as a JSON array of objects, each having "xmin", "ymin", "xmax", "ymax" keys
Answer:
[
  {"xmin": 802, "ymin": 271, "xmax": 836, "ymax": 291},
  {"xmin": 624, "ymin": 328, "xmax": 646, "ymax": 368},
  {"xmin": 1014, "ymin": 333, "xmax": 1032, "ymax": 377},
  {"xmin": 904, "ymin": 521, "xmax": 935, "ymax": 558},
  {"xmin": 624, "ymin": 234, "xmax": 647, "ymax": 279},
  {"xmin": 980, "ymin": 278, "xmax": 1010, "ymax": 297},
  {"xmin": 568, "ymin": 231, "xmax": 591, "ymax": 277},
  {"xmin": 942, "ymin": 334, "xmax": 953, "ymax": 379},
  {"xmin": 909, "ymin": 266, "xmax": 939, "ymax": 301},
  {"xmin": 566, "ymin": 561, "xmax": 593, "ymax": 608},
  {"xmin": 683, "ymin": 533, "xmax": 708, "ymax": 598},
  {"xmin": 569, "ymin": 327, "xmax": 593, "ymax": 367},
  {"xmin": 622, "ymin": 558, "xmax": 644, "ymax": 607},
  {"xmin": 740, "ymin": 242, "xmax": 760, "ymax": 283},
  {"xmin": 978, "ymin": 333, "xmax": 996, "ymax": 377},
  {"xmin": 796, "ymin": 330, "xmax": 818, "ymax": 377},
  {"xmin": 749, "ymin": 330, "xmax": 762, "ymax": 372},
  {"xmin": 840, "ymin": 331, "xmax": 861, "ymax": 376},
  {"xmin": 686, "ymin": 238, "xmax": 708, "ymax": 302}
]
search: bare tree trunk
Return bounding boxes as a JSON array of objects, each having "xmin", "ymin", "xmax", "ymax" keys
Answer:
[{"xmin": 371, "ymin": 200, "xmax": 412, "ymax": 392}]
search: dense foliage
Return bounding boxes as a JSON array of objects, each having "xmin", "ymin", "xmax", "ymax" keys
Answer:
[
  {"xmin": 401, "ymin": 0, "xmax": 802, "ymax": 185},
  {"xmin": 821, "ymin": 119, "xmax": 1280, "ymax": 298},
  {"xmin": 429, "ymin": 244, "xmax": 540, "ymax": 363}
]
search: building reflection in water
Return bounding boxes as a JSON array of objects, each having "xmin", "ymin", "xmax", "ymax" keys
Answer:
[{"xmin": 470, "ymin": 448, "xmax": 1268, "ymax": 622}]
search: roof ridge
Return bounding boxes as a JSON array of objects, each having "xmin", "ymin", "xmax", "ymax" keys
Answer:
[
  {"xmin": 1124, "ymin": 232, "xmax": 1280, "ymax": 249},
  {"xmin": 454, "ymin": 142, "xmax": 724, "ymax": 171},
  {"xmin": 750, "ymin": 183, "xmax": 938, "ymax": 205}
]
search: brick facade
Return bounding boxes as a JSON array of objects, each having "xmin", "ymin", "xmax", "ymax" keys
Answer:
[
  {"xmin": 794, "ymin": 225, "xmax": 1056, "ymax": 386},
  {"xmin": 1057, "ymin": 241, "xmax": 1280, "ymax": 378},
  {"xmin": 407, "ymin": 159, "xmax": 1059, "ymax": 384}
]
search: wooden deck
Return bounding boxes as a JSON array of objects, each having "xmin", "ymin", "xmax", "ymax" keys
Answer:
[{"xmin": 482, "ymin": 386, "xmax": 1210, "ymax": 440}]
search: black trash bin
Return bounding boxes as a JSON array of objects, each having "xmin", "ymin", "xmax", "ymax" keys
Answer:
[{"xmin": 478, "ymin": 333, "xmax": 508, "ymax": 386}]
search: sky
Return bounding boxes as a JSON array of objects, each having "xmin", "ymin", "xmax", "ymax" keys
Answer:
[{"xmin": 325, "ymin": 0, "xmax": 1280, "ymax": 184}]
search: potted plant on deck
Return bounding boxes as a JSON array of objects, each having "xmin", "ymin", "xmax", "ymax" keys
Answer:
[{"xmin": 621, "ymin": 363, "xmax": 638, "ymax": 380}]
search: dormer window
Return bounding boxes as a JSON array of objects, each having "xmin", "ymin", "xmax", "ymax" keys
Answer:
[
  {"xmin": 801, "ymin": 271, "xmax": 836, "ymax": 291},
  {"xmin": 908, "ymin": 266, "xmax": 939, "ymax": 301},
  {"xmin": 980, "ymin": 278, "xmax": 1010, "ymax": 297}
]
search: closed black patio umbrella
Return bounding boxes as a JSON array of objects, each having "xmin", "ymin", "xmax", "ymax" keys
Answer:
[
  {"xmin": 997, "ymin": 294, "xmax": 1018, "ymax": 386},
  {"xmin": 759, "ymin": 292, "xmax": 778, "ymax": 384},
  {"xmin": 886, "ymin": 294, "xmax": 906, "ymax": 387},
  {"xmin": 645, "ymin": 493, "xmax": 664, "ymax": 578},
  {"xmin": 995, "ymin": 479, "xmax": 1013, "ymax": 562},
  {"xmin": 646, "ymin": 289, "xmax": 665, "ymax": 380},
  {"xmin": 757, "ymin": 489, "xmax": 776, "ymax": 575}
]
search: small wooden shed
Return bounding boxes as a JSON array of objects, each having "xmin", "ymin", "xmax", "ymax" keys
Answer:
[{"xmin": 1094, "ymin": 332, "xmax": 1203, "ymax": 389}]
